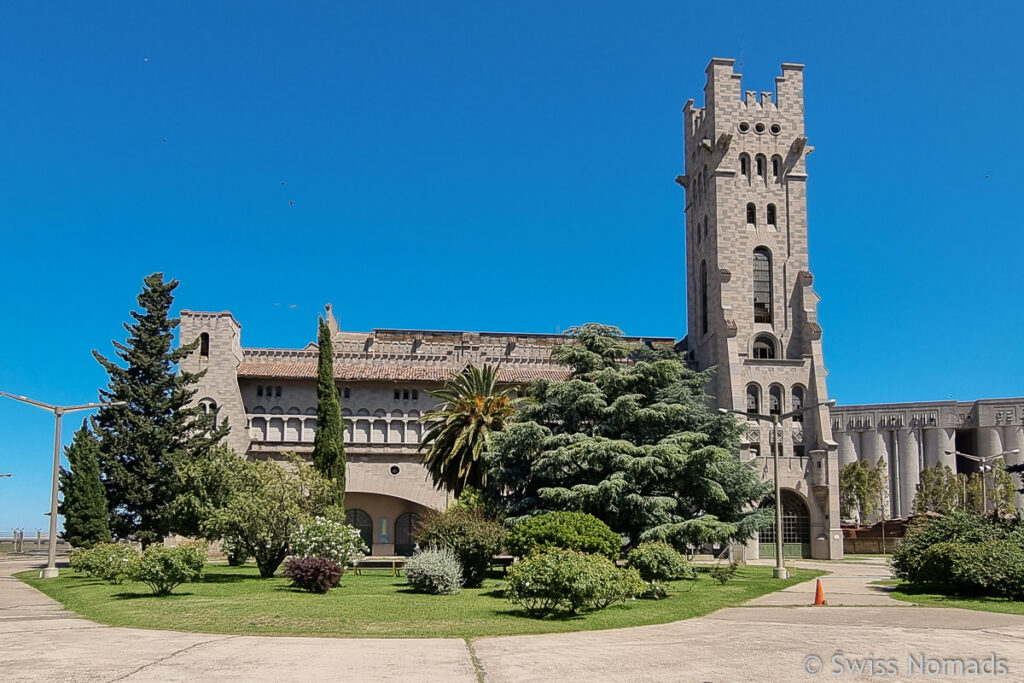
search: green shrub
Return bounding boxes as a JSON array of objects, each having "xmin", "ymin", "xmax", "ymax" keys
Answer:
[
  {"xmin": 626, "ymin": 542, "xmax": 695, "ymax": 582},
  {"xmin": 415, "ymin": 508, "xmax": 505, "ymax": 587},
  {"xmin": 506, "ymin": 512, "xmax": 621, "ymax": 560},
  {"xmin": 505, "ymin": 549, "xmax": 644, "ymax": 618},
  {"xmin": 71, "ymin": 543, "xmax": 139, "ymax": 584},
  {"xmin": 130, "ymin": 543, "xmax": 207, "ymax": 595},
  {"xmin": 918, "ymin": 540, "xmax": 1024, "ymax": 600},
  {"xmin": 289, "ymin": 516, "xmax": 367, "ymax": 571},
  {"xmin": 891, "ymin": 511, "xmax": 1003, "ymax": 581},
  {"xmin": 405, "ymin": 548, "xmax": 463, "ymax": 595},
  {"xmin": 709, "ymin": 561, "xmax": 738, "ymax": 585}
]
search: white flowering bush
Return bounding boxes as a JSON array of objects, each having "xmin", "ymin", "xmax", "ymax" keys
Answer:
[
  {"xmin": 70, "ymin": 543, "xmax": 139, "ymax": 584},
  {"xmin": 289, "ymin": 516, "xmax": 367, "ymax": 570},
  {"xmin": 405, "ymin": 548, "xmax": 463, "ymax": 595}
]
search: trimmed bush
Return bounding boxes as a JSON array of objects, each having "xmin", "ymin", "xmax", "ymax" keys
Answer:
[
  {"xmin": 130, "ymin": 543, "xmax": 206, "ymax": 595},
  {"xmin": 405, "ymin": 548, "xmax": 463, "ymax": 595},
  {"xmin": 506, "ymin": 512, "xmax": 621, "ymax": 560},
  {"xmin": 289, "ymin": 516, "xmax": 367, "ymax": 571},
  {"xmin": 71, "ymin": 543, "xmax": 139, "ymax": 584},
  {"xmin": 283, "ymin": 556, "xmax": 343, "ymax": 593},
  {"xmin": 505, "ymin": 549, "xmax": 644, "ymax": 618},
  {"xmin": 918, "ymin": 540, "xmax": 1024, "ymax": 600},
  {"xmin": 891, "ymin": 511, "xmax": 1004, "ymax": 581},
  {"xmin": 626, "ymin": 542, "xmax": 695, "ymax": 582},
  {"xmin": 415, "ymin": 508, "xmax": 505, "ymax": 587}
]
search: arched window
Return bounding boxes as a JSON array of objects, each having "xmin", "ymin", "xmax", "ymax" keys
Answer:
[
  {"xmin": 746, "ymin": 203, "xmax": 757, "ymax": 225},
  {"xmin": 756, "ymin": 154, "xmax": 766, "ymax": 177},
  {"xmin": 346, "ymin": 509, "xmax": 373, "ymax": 553},
  {"xmin": 739, "ymin": 154, "xmax": 750, "ymax": 182},
  {"xmin": 395, "ymin": 512, "xmax": 421, "ymax": 556},
  {"xmin": 199, "ymin": 333, "xmax": 210, "ymax": 358},
  {"xmin": 753, "ymin": 248, "xmax": 772, "ymax": 323},
  {"xmin": 752, "ymin": 334, "xmax": 776, "ymax": 359},
  {"xmin": 792, "ymin": 386, "xmax": 805, "ymax": 422},
  {"xmin": 746, "ymin": 384, "xmax": 761, "ymax": 415},
  {"xmin": 766, "ymin": 204, "xmax": 777, "ymax": 226},
  {"xmin": 769, "ymin": 385, "xmax": 782, "ymax": 415},
  {"xmin": 700, "ymin": 261, "xmax": 708, "ymax": 335},
  {"xmin": 772, "ymin": 155, "xmax": 782, "ymax": 180}
]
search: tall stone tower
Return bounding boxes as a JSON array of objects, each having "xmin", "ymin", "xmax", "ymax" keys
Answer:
[{"xmin": 679, "ymin": 59, "xmax": 842, "ymax": 559}]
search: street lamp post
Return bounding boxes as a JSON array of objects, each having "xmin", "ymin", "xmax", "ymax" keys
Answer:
[
  {"xmin": 0, "ymin": 391, "xmax": 126, "ymax": 578},
  {"xmin": 944, "ymin": 448, "xmax": 1021, "ymax": 514},
  {"xmin": 720, "ymin": 398, "xmax": 836, "ymax": 580}
]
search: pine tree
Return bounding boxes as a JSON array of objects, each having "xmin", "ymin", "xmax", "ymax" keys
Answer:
[
  {"xmin": 58, "ymin": 423, "xmax": 111, "ymax": 548},
  {"xmin": 92, "ymin": 273, "xmax": 228, "ymax": 546},
  {"xmin": 312, "ymin": 317, "xmax": 346, "ymax": 508}
]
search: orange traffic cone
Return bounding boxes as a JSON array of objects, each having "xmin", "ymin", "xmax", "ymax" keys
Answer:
[{"xmin": 812, "ymin": 579, "xmax": 828, "ymax": 606}]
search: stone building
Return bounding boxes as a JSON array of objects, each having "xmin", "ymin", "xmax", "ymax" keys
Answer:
[
  {"xmin": 178, "ymin": 305, "xmax": 673, "ymax": 555},
  {"xmin": 177, "ymin": 57, "xmax": 1022, "ymax": 559},
  {"xmin": 677, "ymin": 58, "xmax": 841, "ymax": 559}
]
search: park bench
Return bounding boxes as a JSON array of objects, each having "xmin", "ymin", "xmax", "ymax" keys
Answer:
[{"xmin": 353, "ymin": 557, "xmax": 407, "ymax": 577}]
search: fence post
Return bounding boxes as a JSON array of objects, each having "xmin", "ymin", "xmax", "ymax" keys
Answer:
[{"xmin": 36, "ymin": 529, "xmax": 42, "ymax": 549}]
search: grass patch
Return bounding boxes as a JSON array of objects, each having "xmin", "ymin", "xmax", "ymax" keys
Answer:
[
  {"xmin": 885, "ymin": 582, "xmax": 1024, "ymax": 616},
  {"xmin": 19, "ymin": 563, "xmax": 822, "ymax": 638}
]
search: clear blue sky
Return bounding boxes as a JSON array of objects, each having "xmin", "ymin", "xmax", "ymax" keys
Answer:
[{"xmin": 1, "ymin": 2, "xmax": 1022, "ymax": 529}]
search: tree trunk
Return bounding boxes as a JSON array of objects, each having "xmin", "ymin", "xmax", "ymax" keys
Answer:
[{"xmin": 256, "ymin": 546, "xmax": 288, "ymax": 578}]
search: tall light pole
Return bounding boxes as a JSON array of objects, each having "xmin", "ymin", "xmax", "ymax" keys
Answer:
[
  {"xmin": 944, "ymin": 448, "xmax": 1020, "ymax": 514},
  {"xmin": 720, "ymin": 398, "xmax": 836, "ymax": 580},
  {"xmin": 0, "ymin": 391, "xmax": 126, "ymax": 578}
]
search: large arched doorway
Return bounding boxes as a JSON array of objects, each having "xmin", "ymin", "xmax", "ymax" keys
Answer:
[
  {"xmin": 758, "ymin": 490, "xmax": 811, "ymax": 559},
  {"xmin": 345, "ymin": 509, "xmax": 373, "ymax": 555},
  {"xmin": 394, "ymin": 512, "xmax": 421, "ymax": 556}
]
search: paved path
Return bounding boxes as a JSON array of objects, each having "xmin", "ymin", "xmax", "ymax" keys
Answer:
[{"xmin": 3, "ymin": 554, "xmax": 1024, "ymax": 682}]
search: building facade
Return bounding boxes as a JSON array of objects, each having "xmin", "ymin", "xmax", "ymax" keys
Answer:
[
  {"xmin": 178, "ymin": 305, "xmax": 673, "ymax": 555},
  {"xmin": 832, "ymin": 399, "xmax": 1024, "ymax": 516},
  {"xmin": 678, "ymin": 58, "xmax": 842, "ymax": 559}
]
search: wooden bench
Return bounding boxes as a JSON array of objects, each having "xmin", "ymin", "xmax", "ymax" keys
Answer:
[
  {"xmin": 353, "ymin": 557, "xmax": 407, "ymax": 577},
  {"xmin": 490, "ymin": 555, "xmax": 515, "ymax": 575}
]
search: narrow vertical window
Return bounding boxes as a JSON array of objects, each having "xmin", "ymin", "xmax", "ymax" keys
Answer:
[
  {"xmin": 769, "ymin": 386, "xmax": 782, "ymax": 415},
  {"xmin": 740, "ymin": 154, "xmax": 750, "ymax": 183},
  {"xmin": 767, "ymin": 204, "xmax": 777, "ymax": 226},
  {"xmin": 276, "ymin": 386, "xmax": 282, "ymax": 397},
  {"xmin": 753, "ymin": 248, "xmax": 772, "ymax": 323},
  {"xmin": 746, "ymin": 203, "xmax": 757, "ymax": 225},
  {"xmin": 756, "ymin": 155, "xmax": 766, "ymax": 177},
  {"xmin": 403, "ymin": 389, "xmax": 410, "ymax": 400},
  {"xmin": 394, "ymin": 389, "xmax": 400, "ymax": 400},
  {"xmin": 412, "ymin": 389, "xmax": 418, "ymax": 401},
  {"xmin": 792, "ymin": 386, "xmax": 805, "ymax": 422},
  {"xmin": 772, "ymin": 155, "xmax": 781, "ymax": 179},
  {"xmin": 746, "ymin": 385, "xmax": 761, "ymax": 415},
  {"xmin": 700, "ymin": 261, "xmax": 708, "ymax": 335},
  {"xmin": 344, "ymin": 387, "xmax": 351, "ymax": 399},
  {"xmin": 257, "ymin": 385, "xmax": 263, "ymax": 397},
  {"xmin": 199, "ymin": 332, "xmax": 210, "ymax": 358}
]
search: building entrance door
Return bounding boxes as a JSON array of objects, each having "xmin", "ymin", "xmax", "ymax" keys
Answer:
[
  {"xmin": 758, "ymin": 490, "xmax": 812, "ymax": 559},
  {"xmin": 394, "ymin": 512, "xmax": 420, "ymax": 556}
]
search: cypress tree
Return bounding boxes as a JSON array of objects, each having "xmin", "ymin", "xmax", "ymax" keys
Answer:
[
  {"xmin": 58, "ymin": 423, "xmax": 111, "ymax": 548},
  {"xmin": 92, "ymin": 273, "xmax": 228, "ymax": 546},
  {"xmin": 312, "ymin": 317, "xmax": 346, "ymax": 508}
]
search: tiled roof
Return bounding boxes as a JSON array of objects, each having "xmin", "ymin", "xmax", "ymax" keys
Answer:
[{"xmin": 237, "ymin": 361, "xmax": 569, "ymax": 383}]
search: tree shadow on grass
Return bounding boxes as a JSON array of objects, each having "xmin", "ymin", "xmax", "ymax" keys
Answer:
[
  {"xmin": 196, "ymin": 572, "xmax": 251, "ymax": 584},
  {"xmin": 490, "ymin": 607, "xmax": 588, "ymax": 622},
  {"xmin": 113, "ymin": 591, "xmax": 195, "ymax": 600}
]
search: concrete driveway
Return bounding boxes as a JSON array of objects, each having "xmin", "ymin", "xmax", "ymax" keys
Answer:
[{"xmin": 3, "ymin": 553, "xmax": 1024, "ymax": 682}]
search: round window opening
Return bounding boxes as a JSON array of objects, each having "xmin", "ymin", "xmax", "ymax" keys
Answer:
[
  {"xmin": 770, "ymin": 123, "xmax": 782, "ymax": 135},
  {"xmin": 738, "ymin": 121, "xmax": 751, "ymax": 133},
  {"xmin": 388, "ymin": 465, "xmax": 401, "ymax": 476},
  {"xmin": 754, "ymin": 122, "xmax": 766, "ymax": 134}
]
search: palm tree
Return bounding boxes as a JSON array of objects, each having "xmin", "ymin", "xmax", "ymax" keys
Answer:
[{"xmin": 419, "ymin": 363, "xmax": 531, "ymax": 496}]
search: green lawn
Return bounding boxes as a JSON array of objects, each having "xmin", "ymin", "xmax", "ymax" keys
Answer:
[
  {"xmin": 19, "ymin": 564, "xmax": 822, "ymax": 638},
  {"xmin": 881, "ymin": 581, "xmax": 1024, "ymax": 616}
]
